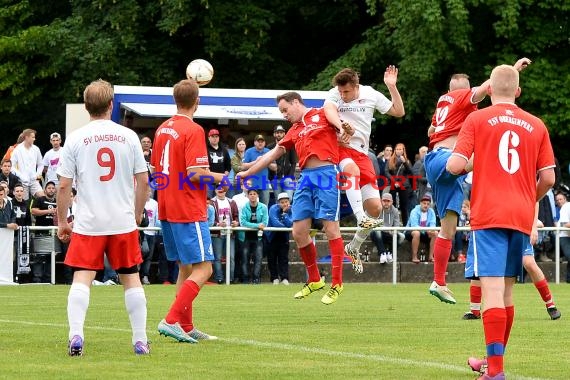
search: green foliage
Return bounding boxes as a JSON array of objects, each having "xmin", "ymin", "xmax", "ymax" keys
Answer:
[{"xmin": 0, "ymin": 0, "xmax": 568, "ymax": 165}]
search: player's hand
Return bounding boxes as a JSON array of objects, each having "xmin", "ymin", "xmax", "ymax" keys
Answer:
[
  {"xmin": 136, "ymin": 213, "xmax": 143, "ymax": 226},
  {"xmin": 513, "ymin": 57, "xmax": 531, "ymax": 72},
  {"xmin": 384, "ymin": 65, "xmax": 399, "ymax": 87},
  {"xmin": 530, "ymin": 224, "xmax": 538, "ymax": 245},
  {"xmin": 58, "ymin": 224, "xmax": 72, "ymax": 243}
]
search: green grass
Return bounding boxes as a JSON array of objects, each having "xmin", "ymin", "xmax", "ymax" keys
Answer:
[{"xmin": 0, "ymin": 283, "xmax": 568, "ymax": 380}]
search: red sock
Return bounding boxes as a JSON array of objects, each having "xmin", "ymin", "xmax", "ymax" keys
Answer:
[
  {"xmin": 433, "ymin": 236, "xmax": 452, "ymax": 285},
  {"xmin": 504, "ymin": 305, "xmax": 515, "ymax": 347},
  {"xmin": 534, "ymin": 279, "xmax": 554, "ymax": 308},
  {"xmin": 482, "ymin": 308, "xmax": 507, "ymax": 376},
  {"xmin": 329, "ymin": 237, "xmax": 344, "ymax": 286},
  {"xmin": 300, "ymin": 243, "xmax": 321, "ymax": 283},
  {"xmin": 470, "ymin": 283, "xmax": 482, "ymax": 316},
  {"xmin": 165, "ymin": 279, "xmax": 200, "ymax": 332}
]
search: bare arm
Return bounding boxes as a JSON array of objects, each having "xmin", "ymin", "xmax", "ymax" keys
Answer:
[
  {"xmin": 446, "ymin": 154, "xmax": 468, "ymax": 175},
  {"xmin": 56, "ymin": 177, "xmax": 73, "ymax": 225},
  {"xmin": 134, "ymin": 171, "xmax": 149, "ymax": 226},
  {"xmin": 323, "ymin": 102, "xmax": 343, "ymax": 131},
  {"xmin": 187, "ymin": 167, "xmax": 226, "ymax": 184},
  {"xmin": 237, "ymin": 146, "xmax": 286, "ymax": 178},
  {"xmin": 472, "ymin": 57, "xmax": 531, "ymax": 104},
  {"xmin": 536, "ymin": 168, "xmax": 555, "ymax": 202},
  {"xmin": 384, "ymin": 66, "xmax": 405, "ymax": 117}
]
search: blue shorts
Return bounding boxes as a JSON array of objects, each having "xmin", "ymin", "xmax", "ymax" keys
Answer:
[
  {"xmin": 424, "ymin": 148, "xmax": 465, "ymax": 218},
  {"xmin": 465, "ymin": 228, "xmax": 527, "ymax": 279},
  {"xmin": 292, "ymin": 165, "xmax": 340, "ymax": 222},
  {"xmin": 161, "ymin": 221, "xmax": 214, "ymax": 265}
]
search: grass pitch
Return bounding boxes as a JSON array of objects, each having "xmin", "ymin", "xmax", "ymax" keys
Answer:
[{"xmin": 0, "ymin": 283, "xmax": 568, "ymax": 380}]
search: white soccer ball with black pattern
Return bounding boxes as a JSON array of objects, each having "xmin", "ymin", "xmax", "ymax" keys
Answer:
[{"xmin": 186, "ymin": 59, "xmax": 214, "ymax": 86}]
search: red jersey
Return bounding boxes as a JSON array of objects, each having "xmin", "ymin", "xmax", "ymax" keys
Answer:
[
  {"xmin": 278, "ymin": 108, "xmax": 339, "ymax": 169},
  {"xmin": 453, "ymin": 103, "xmax": 555, "ymax": 235},
  {"xmin": 151, "ymin": 114, "xmax": 209, "ymax": 222},
  {"xmin": 429, "ymin": 88, "xmax": 478, "ymax": 149}
]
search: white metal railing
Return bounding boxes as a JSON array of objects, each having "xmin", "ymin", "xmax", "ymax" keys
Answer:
[{"xmin": 23, "ymin": 225, "xmax": 570, "ymax": 285}]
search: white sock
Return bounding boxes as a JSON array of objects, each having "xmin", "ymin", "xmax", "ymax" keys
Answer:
[
  {"xmin": 346, "ymin": 185, "xmax": 365, "ymax": 223},
  {"xmin": 350, "ymin": 228, "xmax": 370, "ymax": 251},
  {"xmin": 68, "ymin": 283, "xmax": 90, "ymax": 340},
  {"xmin": 125, "ymin": 287, "xmax": 148, "ymax": 344}
]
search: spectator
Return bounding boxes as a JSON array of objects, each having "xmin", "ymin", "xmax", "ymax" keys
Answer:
[
  {"xmin": 10, "ymin": 129, "xmax": 44, "ymax": 200},
  {"xmin": 211, "ymin": 187, "xmax": 239, "ymax": 284},
  {"xmin": 0, "ymin": 159, "xmax": 21, "ymax": 198},
  {"xmin": 0, "ymin": 181, "xmax": 10, "ymax": 201},
  {"xmin": 42, "ymin": 132, "xmax": 63, "ymax": 186},
  {"xmin": 406, "ymin": 194, "xmax": 437, "ymax": 263},
  {"xmin": 558, "ymin": 193, "xmax": 570, "ymax": 282},
  {"xmin": 241, "ymin": 135, "xmax": 277, "ymax": 206},
  {"xmin": 536, "ymin": 190, "xmax": 555, "ymax": 261},
  {"xmin": 2, "ymin": 133, "xmax": 25, "ymax": 162},
  {"xmin": 370, "ymin": 193, "xmax": 404, "ymax": 264},
  {"xmin": 387, "ymin": 142, "xmax": 414, "ymax": 226},
  {"xmin": 207, "ymin": 199, "xmax": 215, "ymax": 226},
  {"xmin": 0, "ymin": 185, "xmax": 18, "ymax": 285},
  {"xmin": 30, "ymin": 181, "xmax": 57, "ymax": 283},
  {"xmin": 230, "ymin": 138, "xmax": 247, "ymax": 197},
  {"xmin": 155, "ymin": 220, "xmax": 178, "ymax": 285},
  {"xmin": 140, "ymin": 189, "xmax": 158, "ymax": 285},
  {"xmin": 267, "ymin": 125, "xmax": 297, "ymax": 200},
  {"xmin": 411, "ymin": 146, "xmax": 429, "ymax": 206},
  {"xmin": 206, "ymin": 128, "xmax": 231, "ymax": 198},
  {"xmin": 218, "ymin": 125, "xmax": 236, "ymax": 151},
  {"xmin": 377, "ymin": 144, "xmax": 393, "ymax": 180},
  {"xmin": 11, "ymin": 184, "xmax": 30, "ymax": 282},
  {"xmin": 238, "ymin": 189, "xmax": 268, "ymax": 284},
  {"xmin": 462, "ymin": 171, "xmax": 473, "ymax": 201},
  {"xmin": 12, "ymin": 184, "xmax": 31, "ymax": 227},
  {"xmin": 454, "ymin": 200, "xmax": 470, "ymax": 263},
  {"xmin": 140, "ymin": 136, "xmax": 152, "ymax": 164},
  {"xmin": 555, "ymin": 192, "xmax": 567, "ymax": 222},
  {"xmin": 231, "ymin": 177, "xmax": 252, "ymax": 283},
  {"xmin": 266, "ymin": 192, "xmax": 293, "ymax": 285}
]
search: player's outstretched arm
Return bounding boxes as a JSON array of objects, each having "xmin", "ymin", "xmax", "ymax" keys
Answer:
[
  {"xmin": 513, "ymin": 57, "xmax": 531, "ymax": 72},
  {"xmin": 236, "ymin": 146, "xmax": 285, "ymax": 179},
  {"xmin": 384, "ymin": 65, "xmax": 405, "ymax": 117},
  {"xmin": 472, "ymin": 57, "xmax": 531, "ymax": 103},
  {"xmin": 323, "ymin": 102, "xmax": 343, "ymax": 132}
]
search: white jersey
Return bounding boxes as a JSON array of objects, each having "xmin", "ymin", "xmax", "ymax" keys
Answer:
[
  {"xmin": 143, "ymin": 198, "xmax": 159, "ymax": 236},
  {"xmin": 559, "ymin": 202, "xmax": 570, "ymax": 238},
  {"xmin": 325, "ymin": 85, "xmax": 392, "ymax": 154},
  {"xmin": 42, "ymin": 148, "xmax": 62, "ymax": 184},
  {"xmin": 57, "ymin": 119, "xmax": 147, "ymax": 236},
  {"xmin": 11, "ymin": 143, "xmax": 43, "ymax": 184}
]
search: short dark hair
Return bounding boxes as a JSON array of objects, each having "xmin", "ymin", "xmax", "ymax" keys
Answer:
[
  {"xmin": 276, "ymin": 91, "xmax": 304, "ymax": 106},
  {"xmin": 332, "ymin": 68, "xmax": 359, "ymax": 87}
]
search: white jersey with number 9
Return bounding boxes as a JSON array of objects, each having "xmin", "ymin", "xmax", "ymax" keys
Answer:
[{"xmin": 57, "ymin": 119, "xmax": 148, "ymax": 236}]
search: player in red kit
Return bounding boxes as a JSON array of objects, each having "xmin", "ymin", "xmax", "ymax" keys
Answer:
[
  {"xmin": 238, "ymin": 91, "xmax": 350, "ymax": 305},
  {"xmin": 152, "ymin": 79, "xmax": 225, "ymax": 343},
  {"xmin": 447, "ymin": 64, "xmax": 555, "ymax": 379},
  {"xmin": 425, "ymin": 58, "xmax": 531, "ymax": 304}
]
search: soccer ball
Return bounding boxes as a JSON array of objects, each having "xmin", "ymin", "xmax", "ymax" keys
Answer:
[{"xmin": 186, "ymin": 59, "xmax": 214, "ymax": 86}]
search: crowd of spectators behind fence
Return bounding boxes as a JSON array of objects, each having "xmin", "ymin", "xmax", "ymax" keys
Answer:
[{"xmin": 1, "ymin": 121, "xmax": 569, "ymax": 285}]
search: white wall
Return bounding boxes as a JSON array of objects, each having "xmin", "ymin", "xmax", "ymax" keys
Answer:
[{"xmin": 65, "ymin": 104, "xmax": 90, "ymax": 137}]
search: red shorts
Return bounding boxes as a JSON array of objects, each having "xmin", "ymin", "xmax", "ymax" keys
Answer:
[
  {"xmin": 64, "ymin": 230, "xmax": 143, "ymax": 270},
  {"xmin": 338, "ymin": 146, "xmax": 377, "ymax": 187}
]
